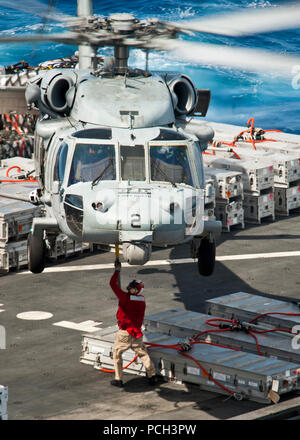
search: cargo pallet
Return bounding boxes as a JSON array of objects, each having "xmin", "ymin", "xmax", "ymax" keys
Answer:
[
  {"xmin": 213, "ymin": 146, "xmax": 300, "ymax": 217},
  {"xmin": 204, "ymin": 156, "xmax": 275, "ymax": 224},
  {"xmin": 204, "ymin": 167, "xmax": 244, "ymax": 231},
  {"xmin": 81, "ymin": 293, "xmax": 300, "ymax": 404},
  {"xmin": 207, "ymin": 121, "xmax": 300, "ymax": 218},
  {"xmin": 0, "ymin": 158, "xmax": 99, "ymax": 272}
]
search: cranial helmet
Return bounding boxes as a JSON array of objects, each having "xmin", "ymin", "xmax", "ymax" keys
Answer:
[{"xmin": 127, "ymin": 279, "xmax": 144, "ymax": 294}]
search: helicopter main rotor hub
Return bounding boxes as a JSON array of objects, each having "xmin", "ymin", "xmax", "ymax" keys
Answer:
[{"xmin": 109, "ymin": 13, "xmax": 136, "ymax": 34}]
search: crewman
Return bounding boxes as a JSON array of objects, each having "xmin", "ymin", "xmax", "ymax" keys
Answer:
[{"xmin": 110, "ymin": 261, "xmax": 157, "ymax": 387}]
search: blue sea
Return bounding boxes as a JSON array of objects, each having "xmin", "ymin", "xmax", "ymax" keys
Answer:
[{"xmin": 0, "ymin": 0, "xmax": 299, "ymax": 134}]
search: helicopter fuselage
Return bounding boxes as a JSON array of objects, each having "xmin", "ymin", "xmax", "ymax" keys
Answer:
[{"xmin": 27, "ymin": 67, "xmax": 220, "ymax": 268}]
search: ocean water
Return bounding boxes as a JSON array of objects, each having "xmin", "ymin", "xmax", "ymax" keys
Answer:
[{"xmin": 0, "ymin": 0, "xmax": 299, "ymax": 134}]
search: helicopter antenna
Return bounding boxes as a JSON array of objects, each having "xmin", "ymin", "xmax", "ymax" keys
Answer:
[{"xmin": 77, "ymin": 0, "xmax": 95, "ymax": 70}]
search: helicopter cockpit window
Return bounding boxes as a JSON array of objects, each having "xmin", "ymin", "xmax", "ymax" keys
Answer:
[
  {"xmin": 54, "ymin": 142, "xmax": 68, "ymax": 185},
  {"xmin": 150, "ymin": 145, "xmax": 193, "ymax": 186},
  {"xmin": 68, "ymin": 143, "xmax": 116, "ymax": 186},
  {"xmin": 120, "ymin": 145, "xmax": 145, "ymax": 181}
]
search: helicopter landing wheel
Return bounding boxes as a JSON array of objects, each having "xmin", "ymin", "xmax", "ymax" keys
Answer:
[
  {"xmin": 27, "ymin": 232, "xmax": 46, "ymax": 274},
  {"xmin": 197, "ymin": 237, "xmax": 216, "ymax": 277}
]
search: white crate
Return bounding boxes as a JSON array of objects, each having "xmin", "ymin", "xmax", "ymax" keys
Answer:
[
  {"xmin": 0, "ymin": 385, "xmax": 8, "ymax": 420},
  {"xmin": 204, "ymin": 156, "xmax": 274, "ymax": 195},
  {"xmin": 0, "ymin": 240, "xmax": 28, "ymax": 272},
  {"xmin": 243, "ymin": 192, "xmax": 275, "ymax": 224},
  {"xmin": 49, "ymin": 234, "xmax": 93, "ymax": 260},
  {"xmin": 275, "ymin": 183, "xmax": 300, "ymax": 216},
  {"xmin": 205, "ymin": 167, "xmax": 243, "ymax": 200},
  {"xmin": 0, "ymin": 199, "xmax": 41, "ymax": 243},
  {"xmin": 0, "ymin": 157, "xmax": 35, "ymax": 174},
  {"xmin": 223, "ymin": 147, "xmax": 300, "ymax": 187},
  {"xmin": 215, "ymin": 198, "xmax": 244, "ymax": 232}
]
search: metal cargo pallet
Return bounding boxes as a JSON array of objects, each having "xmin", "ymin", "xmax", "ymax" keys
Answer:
[
  {"xmin": 243, "ymin": 191, "xmax": 275, "ymax": 224},
  {"xmin": 249, "ymin": 139, "xmax": 300, "ymax": 156},
  {"xmin": 81, "ymin": 325, "xmax": 147, "ymax": 376},
  {"xmin": 206, "ymin": 292, "xmax": 300, "ymax": 331},
  {"xmin": 0, "ymin": 179, "xmax": 41, "ymax": 243},
  {"xmin": 0, "ymin": 235, "xmax": 94, "ymax": 272},
  {"xmin": 49, "ymin": 234, "xmax": 93, "ymax": 260},
  {"xmin": 217, "ymin": 146, "xmax": 300, "ymax": 187},
  {"xmin": 204, "ymin": 167, "xmax": 243, "ymax": 200},
  {"xmin": 0, "ymin": 239, "xmax": 28, "ymax": 272},
  {"xmin": 144, "ymin": 308, "xmax": 300, "ymax": 364},
  {"xmin": 275, "ymin": 182, "xmax": 300, "ymax": 216},
  {"xmin": 203, "ymin": 156, "xmax": 274, "ymax": 195},
  {"xmin": 0, "ymin": 157, "xmax": 35, "ymax": 174},
  {"xmin": 0, "ymin": 385, "xmax": 8, "ymax": 420},
  {"xmin": 0, "ymin": 198, "xmax": 42, "ymax": 243},
  {"xmin": 80, "ymin": 326, "xmax": 300, "ymax": 404},
  {"xmin": 214, "ymin": 197, "xmax": 244, "ymax": 232}
]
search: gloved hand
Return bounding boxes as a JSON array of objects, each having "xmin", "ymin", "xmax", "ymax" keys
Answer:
[{"xmin": 114, "ymin": 260, "xmax": 121, "ymax": 272}]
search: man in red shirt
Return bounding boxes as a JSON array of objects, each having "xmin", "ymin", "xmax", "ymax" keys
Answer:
[{"xmin": 110, "ymin": 262, "xmax": 156, "ymax": 387}]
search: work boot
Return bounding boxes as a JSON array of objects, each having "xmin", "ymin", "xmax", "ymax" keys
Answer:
[
  {"xmin": 110, "ymin": 379, "xmax": 123, "ymax": 388},
  {"xmin": 148, "ymin": 375, "xmax": 158, "ymax": 386}
]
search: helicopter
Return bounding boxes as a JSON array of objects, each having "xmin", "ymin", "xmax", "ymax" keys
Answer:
[{"xmin": 0, "ymin": 0, "xmax": 299, "ymax": 276}]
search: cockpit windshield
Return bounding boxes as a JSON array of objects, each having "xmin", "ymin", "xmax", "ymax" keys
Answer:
[
  {"xmin": 150, "ymin": 145, "xmax": 193, "ymax": 186},
  {"xmin": 68, "ymin": 143, "xmax": 116, "ymax": 186}
]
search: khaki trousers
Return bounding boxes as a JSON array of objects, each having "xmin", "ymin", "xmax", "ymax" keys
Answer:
[{"xmin": 113, "ymin": 329, "xmax": 156, "ymax": 381}]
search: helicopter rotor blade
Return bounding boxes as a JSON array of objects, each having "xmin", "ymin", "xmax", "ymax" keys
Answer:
[
  {"xmin": 167, "ymin": 3, "xmax": 300, "ymax": 37},
  {"xmin": 0, "ymin": 0, "xmax": 73, "ymax": 23},
  {"xmin": 142, "ymin": 38, "xmax": 300, "ymax": 76},
  {"xmin": 0, "ymin": 32, "xmax": 83, "ymax": 45},
  {"xmin": 0, "ymin": 32, "xmax": 116, "ymax": 47}
]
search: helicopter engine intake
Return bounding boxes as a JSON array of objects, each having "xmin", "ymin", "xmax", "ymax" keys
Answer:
[
  {"xmin": 40, "ymin": 71, "xmax": 76, "ymax": 114},
  {"xmin": 167, "ymin": 74, "xmax": 197, "ymax": 116}
]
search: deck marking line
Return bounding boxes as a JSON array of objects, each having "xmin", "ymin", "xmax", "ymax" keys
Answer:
[
  {"xmin": 17, "ymin": 250, "xmax": 300, "ymax": 274},
  {"xmin": 16, "ymin": 311, "xmax": 53, "ymax": 320},
  {"xmin": 52, "ymin": 320, "xmax": 103, "ymax": 332}
]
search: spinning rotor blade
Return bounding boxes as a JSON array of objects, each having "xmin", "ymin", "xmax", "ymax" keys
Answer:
[
  {"xmin": 0, "ymin": 0, "xmax": 72, "ymax": 23},
  {"xmin": 0, "ymin": 32, "xmax": 113, "ymax": 46},
  {"xmin": 145, "ymin": 38, "xmax": 300, "ymax": 76},
  {"xmin": 0, "ymin": 32, "xmax": 82, "ymax": 45},
  {"xmin": 169, "ymin": 3, "xmax": 300, "ymax": 37}
]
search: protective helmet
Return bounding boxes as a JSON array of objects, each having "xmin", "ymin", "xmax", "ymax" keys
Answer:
[{"xmin": 127, "ymin": 279, "xmax": 144, "ymax": 294}]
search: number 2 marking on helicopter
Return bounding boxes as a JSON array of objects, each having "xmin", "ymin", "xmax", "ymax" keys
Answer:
[{"xmin": 131, "ymin": 214, "xmax": 141, "ymax": 228}]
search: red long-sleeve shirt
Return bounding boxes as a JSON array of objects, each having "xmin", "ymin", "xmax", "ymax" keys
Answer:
[{"xmin": 110, "ymin": 271, "xmax": 145, "ymax": 338}]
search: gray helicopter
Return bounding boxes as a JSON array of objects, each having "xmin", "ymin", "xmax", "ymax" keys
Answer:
[{"xmin": 0, "ymin": 0, "xmax": 299, "ymax": 275}]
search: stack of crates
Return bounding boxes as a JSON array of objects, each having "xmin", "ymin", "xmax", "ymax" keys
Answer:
[
  {"xmin": 240, "ymin": 142, "xmax": 300, "ymax": 216},
  {"xmin": 0, "ymin": 180, "xmax": 42, "ymax": 272},
  {"xmin": 203, "ymin": 154, "xmax": 275, "ymax": 224},
  {"xmin": 0, "ymin": 385, "xmax": 8, "ymax": 420},
  {"xmin": 204, "ymin": 167, "xmax": 244, "ymax": 232},
  {"xmin": 49, "ymin": 233, "xmax": 93, "ymax": 261},
  {"xmin": 0, "ymin": 157, "xmax": 95, "ymax": 273}
]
